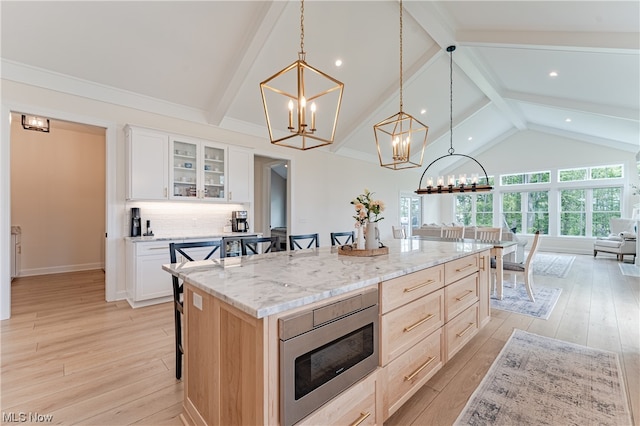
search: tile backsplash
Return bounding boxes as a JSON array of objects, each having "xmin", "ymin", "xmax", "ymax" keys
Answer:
[{"xmin": 125, "ymin": 202, "xmax": 247, "ymax": 237}]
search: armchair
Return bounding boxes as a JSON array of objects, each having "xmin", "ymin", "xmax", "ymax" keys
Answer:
[{"xmin": 594, "ymin": 218, "xmax": 637, "ymax": 262}]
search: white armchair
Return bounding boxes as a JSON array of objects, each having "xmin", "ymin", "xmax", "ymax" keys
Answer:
[{"xmin": 593, "ymin": 218, "xmax": 637, "ymax": 262}]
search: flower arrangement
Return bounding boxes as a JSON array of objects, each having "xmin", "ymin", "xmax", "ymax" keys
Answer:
[{"xmin": 351, "ymin": 189, "xmax": 385, "ymax": 226}]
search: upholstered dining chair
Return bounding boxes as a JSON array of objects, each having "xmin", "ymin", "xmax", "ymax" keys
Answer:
[
  {"xmin": 289, "ymin": 233, "xmax": 319, "ymax": 250},
  {"xmin": 330, "ymin": 231, "xmax": 355, "ymax": 246},
  {"xmin": 491, "ymin": 231, "xmax": 540, "ymax": 302},
  {"xmin": 241, "ymin": 236, "xmax": 280, "ymax": 255},
  {"xmin": 169, "ymin": 240, "xmax": 222, "ymax": 379},
  {"xmin": 441, "ymin": 225, "xmax": 465, "ymax": 239},
  {"xmin": 475, "ymin": 227, "xmax": 502, "ymax": 241}
]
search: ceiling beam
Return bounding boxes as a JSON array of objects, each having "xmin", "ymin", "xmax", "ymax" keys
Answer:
[{"xmin": 205, "ymin": 1, "xmax": 287, "ymax": 126}]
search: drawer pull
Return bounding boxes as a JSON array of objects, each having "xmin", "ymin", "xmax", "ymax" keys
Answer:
[
  {"xmin": 148, "ymin": 247, "xmax": 167, "ymax": 251},
  {"xmin": 403, "ymin": 279, "xmax": 435, "ymax": 293},
  {"xmin": 404, "ymin": 356, "xmax": 435, "ymax": 381},
  {"xmin": 480, "ymin": 256, "xmax": 485, "ymax": 271},
  {"xmin": 456, "ymin": 263, "xmax": 475, "ymax": 272},
  {"xmin": 349, "ymin": 411, "xmax": 371, "ymax": 426},
  {"xmin": 456, "ymin": 322, "xmax": 475, "ymax": 337},
  {"xmin": 404, "ymin": 313, "xmax": 435, "ymax": 332},
  {"xmin": 455, "ymin": 290, "xmax": 474, "ymax": 301}
]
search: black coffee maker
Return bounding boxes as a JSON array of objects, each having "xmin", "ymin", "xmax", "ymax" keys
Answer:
[
  {"xmin": 130, "ymin": 208, "xmax": 141, "ymax": 237},
  {"xmin": 231, "ymin": 210, "xmax": 248, "ymax": 232}
]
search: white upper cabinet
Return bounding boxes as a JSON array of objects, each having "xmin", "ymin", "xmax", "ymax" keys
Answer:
[
  {"xmin": 125, "ymin": 125, "xmax": 168, "ymax": 200},
  {"xmin": 227, "ymin": 146, "xmax": 253, "ymax": 203},
  {"xmin": 169, "ymin": 135, "xmax": 227, "ymax": 201}
]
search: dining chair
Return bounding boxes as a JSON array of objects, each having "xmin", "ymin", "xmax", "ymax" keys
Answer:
[
  {"xmin": 289, "ymin": 233, "xmax": 319, "ymax": 250},
  {"xmin": 392, "ymin": 226, "xmax": 406, "ymax": 239},
  {"xmin": 169, "ymin": 240, "xmax": 222, "ymax": 380},
  {"xmin": 441, "ymin": 225, "xmax": 465, "ymax": 239},
  {"xmin": 330, "ymin": 231, "xmax": 355, "ymax": 246},
  {"xmin": 491, "ymin": 231, "xmax": 540, "ymax": 302},
  {"xmin": 241, "ymin": 236, "xmax": 280, "ymax": 255},
  {"xmin": 475, "ymin": 227, "xmax": 502, "ymax": 241}
]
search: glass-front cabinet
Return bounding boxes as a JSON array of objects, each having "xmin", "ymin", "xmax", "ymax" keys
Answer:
[{"xmin": 170, "ymin": 136, "xmax": 226, "ymax": 201}]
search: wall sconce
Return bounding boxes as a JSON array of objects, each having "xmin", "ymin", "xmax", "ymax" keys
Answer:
[{"xmin": 22, "ymin": 115, "xmax": 50, "ymax": 132}]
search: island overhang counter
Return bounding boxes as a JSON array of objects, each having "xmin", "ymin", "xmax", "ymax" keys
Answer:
[{"xmin": 163, "ymin": 239, "xmax": 494, "ymax": 425}]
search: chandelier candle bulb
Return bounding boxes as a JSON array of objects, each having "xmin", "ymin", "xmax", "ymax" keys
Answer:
[
  {"xmin": 288, "ymin": 100, "xmax": 294, "ymax": 129},
  {"xmin": 427, "ymin": 177, "xmax": 434, "ymax": 187},
  {"xmin": 438, "ymin": 176, "xmax": 444, "ymax": 186},
  {"xmin": 448, "ymin": 175, "xmax": 455, "ymax": 186},
  {"xmin": 311, "ymin": 102, "xmax": 316, "ymax": 131},
  {"xmin": 460, "ymin": 174, "xmax": 467, "ymax": 185}
]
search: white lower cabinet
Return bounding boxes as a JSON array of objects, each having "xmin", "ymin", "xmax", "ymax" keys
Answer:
[{"xmin": 126, "ymin": 239, "xmax": 180, "ymax": 308}]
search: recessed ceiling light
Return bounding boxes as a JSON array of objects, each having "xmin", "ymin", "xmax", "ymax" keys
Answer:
[
  {"xmin": 335, "ymin": 59, "xmax": 343, "ymax": 67},
  {"xmin": 549, "ymin": 71, "xmax": 558, "ymax": 77},
  {"xmin": 420, "ymin": 109, "xmax": 427, "ymax": 115},
  {"xmin": 468, "ymin": 137, "xmax": 473, "ymax": 141},
  {"xmin": 565, "ymin": 118, "xmax": 572, "ymax": 123}
]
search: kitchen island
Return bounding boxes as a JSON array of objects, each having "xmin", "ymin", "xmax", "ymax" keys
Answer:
[{"xmin": 163, "ymin": 238, "xmax": 493, "ymax": 425}]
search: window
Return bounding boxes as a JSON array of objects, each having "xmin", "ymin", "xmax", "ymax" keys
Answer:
[
  {"xmin": 454, "ymin": 177, "xmax": 494, "ymax": 227},
  {"xmin": 560, "ymin": 189, "xmax": 586, "ymax": 236},
  {"xmin": 400, "ymin": 194, "xmax": 422, "ymax": 236},
  {"xmin": 501, "ymin": 171, "xmax": 550, "ymax": 186},
  {"xmin": 592, "ymin": 187, "xmax": 622, "ymax": 237},
  {"xmin": 526, "ymin": 191, "xmax": 549, "ymax": 233},
  {"xmin": 558, "ymin": 164, "xmax": 623, "ymax": 182},
  {"xmin": 502, "ymin": 192, "xmax": 522, "ymax": 233},
  {"xmin": 559, "ymin": 187, "xmax": 621, "ymax": 237}
]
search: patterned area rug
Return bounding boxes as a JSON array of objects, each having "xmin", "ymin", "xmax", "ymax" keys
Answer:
[
  {"xmin": 619, "ymin": 263, "xmax": 640, "ymax": 277},
  {"xmin": 491, "ymin": 284, "xmax": 561, "ymax": 319},
  {"xmin": 455, "ymin": 329, "xmax": 632, "ymax": 426},
  {"xmin": 530, "ymin": 253, "xmax": 575, "ymax": 278}
]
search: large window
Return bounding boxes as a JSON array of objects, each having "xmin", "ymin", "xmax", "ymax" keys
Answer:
[
  {"xmin": 502, "ymin": 192, "xmax": 522, "ymax": 233},
  {"xmin": 559, "ymin": 164, "xmax": 623, "ymax": 182},
  {"xmin": 502, "ymin": 191, "xmax": 549, "ymax": 234},
  {"xmin": 454, "ymin": 177, "xmax": 494, "ymax": 226},
  {"xmin": 501, "ymin": 171, "xmax": 550, "ymax": 186},
  {"xmin": 559, "ymin": 187, "xmax": 621, "ymax": 237}
]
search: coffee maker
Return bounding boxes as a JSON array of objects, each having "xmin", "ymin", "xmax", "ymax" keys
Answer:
[
  {"xmin": 231, "ymin": 210, "xmax": 249, "ymax": 232},
  {"xmin": 130, "ymin": 208, "xmax": 141, "ymax": 237}
]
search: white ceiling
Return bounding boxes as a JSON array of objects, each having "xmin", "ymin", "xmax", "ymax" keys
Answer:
[{"xmin": 2, "ymin": 1, "xmax": 638, "ymax": 169}]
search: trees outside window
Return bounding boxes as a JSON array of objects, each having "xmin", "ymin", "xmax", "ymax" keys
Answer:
[
  {"xmin": 592, "ymin": 187, "xmax": 621, "ymax": 237},
  {"xmin": 502, "ymin": 192, "xmax": 522, "ymax": 233},
  {"xmin": 526, "ymin": 191, "xmax": 549, "ymax": 233},
  {"xmin": 560, "ymin": 187, "xmax": 621, "ymax": 237},
  {"xmin": 560, "ymin": 189, "xmax": 586, "ymax": 236}
]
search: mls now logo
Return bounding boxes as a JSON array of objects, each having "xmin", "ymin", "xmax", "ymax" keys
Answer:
[{"xmin": 2, "ymin": 412, "xmax": 54, "ymax": 422}]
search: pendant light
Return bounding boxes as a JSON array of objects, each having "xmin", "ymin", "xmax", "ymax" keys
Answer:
[
  {"xmin": 415, "ymin": 46, "xmax": 492, "ymax": 194},
  {"xmin": 373, "ymin": 0, "xmax": 428, "ymax": 170},
  {"xmin": 21, "ymin": 115, "xmax": 50, "ymax": 133},
  {"xmin": 260, "ymin": 0, "xmax": 344, "ymax": 150}
]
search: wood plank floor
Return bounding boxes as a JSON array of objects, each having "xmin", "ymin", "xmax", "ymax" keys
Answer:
[{"xmin": 1, "ymin": 254, "xmax": 638, "ymax": 425}]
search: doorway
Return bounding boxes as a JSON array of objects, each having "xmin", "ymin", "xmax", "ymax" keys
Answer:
[
  {"xmin": 10, "ymin": 114, "xmax": 106, "ymax": 277},
  {"xmin": 400, "ymin": 192, "xmax": 423, "ymax": 238},
  {"xmin": 254, "ymin": 155, "xmax": 290, "ymax": 249},
  {"xmin": 1, "ymin": 105, "xmax": 117, "ymax": 320}
]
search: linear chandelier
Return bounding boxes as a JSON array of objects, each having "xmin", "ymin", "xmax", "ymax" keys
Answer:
[
  {"xmin": 260, "ymin": 0, "xmax": 344, "ymax": 150},
  {"xmin": 415, "ymin": 46, "xmax": 492, "ymax": 194},
  {"xmin": 373, "ymin": 0, "xmax": 428, "ymax": 170}
]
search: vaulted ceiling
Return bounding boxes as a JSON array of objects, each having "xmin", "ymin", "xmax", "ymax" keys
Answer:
[{"xmin": 2, "ymin": 1, "xmax": 638, "ymax": 170}]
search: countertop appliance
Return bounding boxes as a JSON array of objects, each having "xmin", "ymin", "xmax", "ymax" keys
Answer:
[
  {"xmin": 231, "ymin": 210, "xmax": 248, "ymax": 232},
  {"xmin": 130, "ymin": 208, "xmax": 141, "ymax": 237},
  {"xmin": 279, "ymin": 287, "xmax": 379, "ymax": 426}
]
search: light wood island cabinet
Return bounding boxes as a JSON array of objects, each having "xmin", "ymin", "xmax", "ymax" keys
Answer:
[{"xmin": 166, "ymin": 242, "xmax": 492, "ymax": 426}]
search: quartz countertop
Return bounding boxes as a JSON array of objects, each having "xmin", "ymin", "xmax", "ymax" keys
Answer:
[
  {"xmin": 162, "ymin": 239, "xmax": 493, "ymax": 319},
  {"xmin": 126, "ymin": 232, "xmax": 257, "ymax": 242}
]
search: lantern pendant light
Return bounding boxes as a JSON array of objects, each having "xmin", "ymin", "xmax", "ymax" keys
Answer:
[
  {"xmin": 260, "ymin": 0, "xmax": 344, "ymax": 150},
  {"xmin": 373, "ymin": 0, "xmax": 428, "ymax": 170}
]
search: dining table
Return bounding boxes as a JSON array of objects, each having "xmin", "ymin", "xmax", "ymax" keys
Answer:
[{"xmin": 411, "ymin": 236, "xmax": 518, "ymax": 300}]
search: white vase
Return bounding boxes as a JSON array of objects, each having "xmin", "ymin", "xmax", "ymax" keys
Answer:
[
  {"xmin": 356, "ymin": 226, "xmax": 365, "ymax": 249},
  {"xmin": 365, "ymin": 222, "xmax": 379, "ymax": 250}
]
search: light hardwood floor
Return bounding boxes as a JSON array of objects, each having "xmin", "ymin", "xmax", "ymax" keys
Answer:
[{"xmin": 1, "ymin": 254, "xmax": 638, "ymax": 425}]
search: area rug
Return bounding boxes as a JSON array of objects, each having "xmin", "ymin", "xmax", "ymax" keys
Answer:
[
  {"xmin": 455, "ymin": 329, "xmax": 632, "ymax": 426},
  {"xmin": 491, "ymin": 285, "xmax": 561, "ymax": 319},
  {"xmin": 529, "ymin": 253, "xmax": 575, "ymax": 278},
  {"xmin": 619, "ymin": 263, "xmax": 640, "ymax": 278}
]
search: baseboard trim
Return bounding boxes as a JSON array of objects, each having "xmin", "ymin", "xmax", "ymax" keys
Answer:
[{"xmin": 17, "ymin": 262, "xmax": 104, "ymax": 277}]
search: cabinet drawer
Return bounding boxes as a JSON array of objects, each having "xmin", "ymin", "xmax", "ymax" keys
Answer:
[
  {"xmin": 381, "ymin": 289, "xmax": 444, "ymax": 365},
  {"xmin": 444, "ymin": 273, "xmax": 479, "ymax": 322},
  {"xmin": 135, "ymin": 240, "xmax": 177, "ymax": 256},
  {"xmin": 444, "ymin": 254, "xmax": 479, "ymax": 285},
  {"xmin": 445, "ymin": 303, "xmax": 479, "ymax": 362},
  {"xmin": 383, "ymin": 328, "xmax": 443, "ymax": 420},
  {"xmin": 297, "ymin": 369, "xmax": 379, "ymax": 426},
  {"xmin": 380, "ymin": 265, "xmax": 443, "ymax": 314}
]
